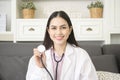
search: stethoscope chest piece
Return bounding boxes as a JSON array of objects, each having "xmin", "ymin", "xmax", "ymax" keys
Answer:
[{"xmin": 37, "ymin": 45, "xmax": 46, "ymax": 53}]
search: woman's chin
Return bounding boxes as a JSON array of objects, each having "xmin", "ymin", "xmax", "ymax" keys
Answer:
[{"xmin": 54, "ymin": 40, "xmax": 65, "ymax": 45}]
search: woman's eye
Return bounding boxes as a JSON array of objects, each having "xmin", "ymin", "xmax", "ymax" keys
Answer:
[
  {"xmin": 63, "ymin": 27, "xmax": 67, "ymax": 29},
  {"xmin": 51, "ymin": 27, "xmax": 56, "ymax": 30},
  {"xmin": 61, "ymin": 26, "xmax": 67, "ymax": 29}
]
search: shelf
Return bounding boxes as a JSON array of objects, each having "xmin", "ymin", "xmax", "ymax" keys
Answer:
[
  {"xmin": 0, "ymin": 32, "xmax": 13, "ymax": 41},
  {"xmin": 17, "ymin": 0, "xmax": 96, "ymax": 19},
  {"xmin": 111, "ymin": 34, "xmax": 120, "ymax": 44},
  {"xmin": 1, "ymin": 0, "xmax": 119, "ymax": 44},
  {"xmin": 0, "ymin": 31, "xmax": 13, "ymax": 34}
]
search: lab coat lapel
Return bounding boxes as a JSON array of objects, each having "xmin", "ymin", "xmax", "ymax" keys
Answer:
[
  {"xmin": 45, "ymin": 49, "xmax": 54, "ymax": 78},
  {"xmin": 60, "ymin": 43, "xmax": 73, "ymax": 80}
]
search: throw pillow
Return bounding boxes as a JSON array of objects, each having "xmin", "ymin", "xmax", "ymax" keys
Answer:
[{"xmin": 97, "ymin": 71, "xmax": 120, "ymax": 80}]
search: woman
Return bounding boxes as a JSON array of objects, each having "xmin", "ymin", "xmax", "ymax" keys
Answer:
[{"xmin": 26, "ymin": 11, "xmax": 98, "ymax": 80}]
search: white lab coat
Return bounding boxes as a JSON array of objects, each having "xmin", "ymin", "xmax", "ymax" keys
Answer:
[{"xmin": 26, "ymin": 43, "xmax": 98, "ymax": 80}]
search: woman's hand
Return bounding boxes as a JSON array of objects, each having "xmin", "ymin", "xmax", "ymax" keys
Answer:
[{"xmin": 33, "ymin": 48, "xmax": 46, "ymax": 68}]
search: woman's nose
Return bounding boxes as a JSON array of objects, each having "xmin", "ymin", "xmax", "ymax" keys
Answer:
[{"xmin": 56, "ymin": 28, "xmax": 62, "ymax": 34}]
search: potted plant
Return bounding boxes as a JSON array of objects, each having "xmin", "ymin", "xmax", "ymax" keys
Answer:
[
  {"xmin": 87, "ymin": 0, "xmax": 104, "ymax": 18},
  {"xmin": 21, "ymin": 1, "xmax": 36, "ymax": 19}
]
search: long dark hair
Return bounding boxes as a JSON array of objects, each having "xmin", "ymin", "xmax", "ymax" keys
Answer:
[{"xmin": 43, "ymin": 11, "xmax": 79, "ymax": 50}]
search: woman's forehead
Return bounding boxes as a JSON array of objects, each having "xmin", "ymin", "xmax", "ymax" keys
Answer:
[{"xmin": 50, "ymin": 17, "xmax": 68, "ymax": 25}]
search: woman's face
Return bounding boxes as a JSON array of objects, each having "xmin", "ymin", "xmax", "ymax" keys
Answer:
[{"xmin": 48, "ymin": 17, "xmax": 72, "ymax": 45}]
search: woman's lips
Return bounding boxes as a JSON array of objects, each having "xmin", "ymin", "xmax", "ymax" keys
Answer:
[{"xmin": 55, "ymin": 36, "xmax": 64, "ymax": 40}]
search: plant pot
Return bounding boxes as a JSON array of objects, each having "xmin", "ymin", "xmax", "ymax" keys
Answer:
[
  {"xmin": 90, "ymin": 8, "xmax": 103, "ymax": 18},
  {"xmin": 22, "ymin": 9, "xmax": 35, "ymax": 19}
]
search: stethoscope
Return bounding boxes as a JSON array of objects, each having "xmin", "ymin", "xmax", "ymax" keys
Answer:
[{"xmin": 38, "ymin": 45, "xmax": 64, "ymax": 80}]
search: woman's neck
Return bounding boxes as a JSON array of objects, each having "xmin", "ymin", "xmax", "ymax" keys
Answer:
[{"xmin": 53, "ymin": 43, "xmax": 67, "ymax": 56}]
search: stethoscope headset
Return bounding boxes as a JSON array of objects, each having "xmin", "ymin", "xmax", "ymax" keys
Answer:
[{"xmin": 37, "ymin": 45, "xmax": 64, "ymax": 80}]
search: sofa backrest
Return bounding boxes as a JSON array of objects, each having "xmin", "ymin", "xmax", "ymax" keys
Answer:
[
  {"xmin": 0, "ymin": 43, "xmax": 42, "ymax": 56},
  {"xmin": 80, "ymin": 44, "xmax": 102, "ymax": 56},
  {"xmin": 102, "ymin": 44, "xmax": 120, "ymax": 55}
]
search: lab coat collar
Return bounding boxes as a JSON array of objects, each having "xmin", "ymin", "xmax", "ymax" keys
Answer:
[
  {"xmin": 45, "ymin": 43, "xmax": 74, "ymax": 80},
  {"xmin": 60, "ymin": 43, "xmax": 74, "ymax": 80},
  {"xmin": 64, "ymin": 43, "xmax": 74, "ymax": 56}
]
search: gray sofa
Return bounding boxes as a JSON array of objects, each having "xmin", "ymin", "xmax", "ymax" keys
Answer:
[{"xmin": 0, "ymin": 42, "xmax": 120, "ymax": 80}]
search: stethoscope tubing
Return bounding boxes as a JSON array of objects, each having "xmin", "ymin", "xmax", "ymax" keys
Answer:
[
  {"xmin": 40, "ymin": 57, "xmax": 54, "ymax": 80},
  {"xmin": 40, "ymin": 53, "xmax": 64, "ymax": 80}
]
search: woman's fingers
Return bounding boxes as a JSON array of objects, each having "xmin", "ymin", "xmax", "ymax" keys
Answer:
[
  {"xmin": 33, "ymin": 48, "xmax": 42, "ymax": 57},
  {"xmin": 33, "ymin": 48, "xmax": 46, "ymax": 68}
]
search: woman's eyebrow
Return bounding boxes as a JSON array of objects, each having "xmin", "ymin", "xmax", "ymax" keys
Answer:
[
  {"xmin": 50, "ymin": 24, "xmax": 68, "ymax": 28},
  {"xmin": 60, "ymin": 24, "xmax": 67, "ymax": 27},
  {"xmin": 50, "ymin": 25, "xmax": 56, "ymax": 27}
]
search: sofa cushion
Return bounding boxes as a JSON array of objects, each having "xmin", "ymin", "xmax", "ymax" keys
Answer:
[
  {"xmin": 102, "ymin": 44, "xmax": 120, "ymax": 72},
  {"xmin": 0, "ymin": 56, "xmax": 31, "ymax": 80},
  {"xmin": 91, "ymin": 55, "xmax": 119, "ymax": 73}
]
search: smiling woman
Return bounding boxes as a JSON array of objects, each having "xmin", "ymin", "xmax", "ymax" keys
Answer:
[{"xmin": 26, "ymin": 11, "xmax": 98, "ymax": 80}]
